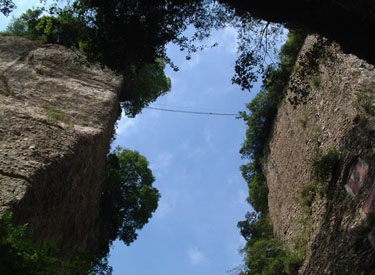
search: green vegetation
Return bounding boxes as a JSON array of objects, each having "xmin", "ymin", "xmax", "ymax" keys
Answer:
[
  {"xmin": 97, "ymin": 146, "xmax": 160, "ymax": 257},
  {"xmin": 120, "ymin": 59, "xmax": 171, "ymax": 117},
  {"xmin": 46, "ymin": 108, "xmax": 73, "ymax": 126},
  {"xmin": 299, "ymin": 107, "xmax": 310, "ymax": 128},
  {"xmin": 0, "ymin": 147, "xmax": 159, "ymax": 274},
  {"xmin": 301, "ymin": 181, "xmax": 325, "ymax": 215},
  {"xmin": 0, "ymin": 212, "xmax": 112, "ymax": 275},
  {"xmin": 311, "ymin": 148, "xmax": 340, "ymax": 182},
  {"xmin": 0, "ymin": 0, "xmax": 15, "ymax": 16},
  {"xmin": 310, "ymin": 124, "xmax": 322, "ymax": 146},
  {"xmin": 238, "ymin": 29, "xmax": 307, "ymax": 274},
  {"xmin": 354, "ymin": 82, "xmax": 375, "ymax": 116},
  {"xmin": 310, "ymin": 74, "xmax": 321, "ymax": 89},
  {"xmin": 238, "ymin": 213, "xmax": 305, "ymax": 275},
  {"xmin": 300, "ymin": 148, "xmax": 340, "ymax": 216},
  {"xmin": 239, "ymin": 29, "xmax": 306, "ymax": 214}
]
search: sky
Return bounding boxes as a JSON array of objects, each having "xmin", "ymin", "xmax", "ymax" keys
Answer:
[
  {"xmin": 0, "ymin": 2, "xmax": 272, "ymax": 274},
  {"xmin": 107, "ymin": 28, "xmax": 256, "ymax": 274}
]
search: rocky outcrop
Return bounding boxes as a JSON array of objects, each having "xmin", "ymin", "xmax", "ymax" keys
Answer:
[
  {"xmin": 266, "ymin": 35, "xmax": 375, "ymax": 274},
  {"xmin": 0, "ymin": 36, "xmax": 121, "ymax": 255}
]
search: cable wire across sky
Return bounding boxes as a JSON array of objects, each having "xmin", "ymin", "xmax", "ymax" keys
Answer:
[{"xmin": 145, "ymin": 106, "xmax": 238, "ymax": 116}]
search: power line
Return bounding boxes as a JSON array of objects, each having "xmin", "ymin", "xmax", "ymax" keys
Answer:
[{"xmin": 145, "ymin": 106, "xmax": 238, "ymax": 116}]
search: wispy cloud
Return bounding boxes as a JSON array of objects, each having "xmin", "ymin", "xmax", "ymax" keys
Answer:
[
  {"xmin": 234, "ymin": 188, "xmax": 248, "ymax": 205},
  {"xmin": 150, "ymin": 152, "xmax": 174, "ymax": 176},
  {"xmin": 221, "ymin": 26, "xmax": 239, "ymax": 54},
  {"xmin": 207, "ymin": 26, "xmax": 238, "ymax": 55},
  {"xmin": 186, "ymin": 146, "xmax": 207, "ymax": 159},
  {"xmin": 187, "ymin": 247, "xmax": 206, "ymax": 265},
  {"xmin": 181, "ymin": 53, "xmax": 201, "ymax": 70},
  {"xmin": 155, "ymin": 190, "xmax": 177, "ymax": 218}
]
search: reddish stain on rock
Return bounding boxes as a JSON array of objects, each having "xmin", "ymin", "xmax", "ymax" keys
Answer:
[{"xmin": 345, "ymin": 159, "xmax": 369, "ymax": 196}]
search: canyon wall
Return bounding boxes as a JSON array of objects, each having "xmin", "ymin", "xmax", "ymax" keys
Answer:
[
  {"xmin": 266, "ymin": 35, "xmax": 375, "ymax": 274},
  {"xmin": 0, "ymin": 36, "xmax": 121, "ymax": 255}
]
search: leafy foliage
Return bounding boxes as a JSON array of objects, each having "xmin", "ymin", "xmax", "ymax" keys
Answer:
[
  {"xmin": 0, "ymin": 212, "xmax": 59, "ymax": 275},
  {"xmin": 0, "ymin": 0, "xmax": 15, "ymax": 16},
  {"xmin": 311, "ymin": 148, "xmax": 340, "ymax": 182},
  {"xmin": 120, "ymin": 59, "xmax": 171, "ymax": 117},
  {"xmin": 237, "ymin": 212, "xmax": 272, "ymax": 242},
  {"xmin": 288, "ymin": 36, "xmax": 335, "ymax": 106},
  {"xmin": 301, "ymin": 181, "xmax": 326, "ymax": 215},
  {"xmin": 232, "ymin": 21, "xmax": 284, "ymax": 91},
  {"xmin": 237, "ymin": 30, "xmax": 307, "ymax": 274},
  {"xmin": 98, "ymin": 147, "xmax": 160, "ymax": 256},
  {"xmin": 238, "ymin": 213, "xmax": 304, "ymax": 275},
  {"xmin": 239, "ymin": 29, "xmax": 306, "ymax": 214},
  {"xmin": 73, "ymin": 0, "xmax": 232, "ymax": 71},
  {"xmin": 0, "ymin": 147, "xmax": 160, "ymax": 273},
  {"xmin": 0, "ymin": 212, "xmax": 112, "ymax": 275},
  {"xmin": 1, "ymin": 7, "xmax": 86, "ymax": 47},
  {"xmin": 354, "ymin": 82, "xmax": 375, "ymax": 116}
]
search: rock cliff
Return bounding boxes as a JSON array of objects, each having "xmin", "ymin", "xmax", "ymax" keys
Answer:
[
  {"xmin": 0, "ymin": 36, "xmax": 121, "ymax": 255},
  {"xmin": 266, "ymin": 35, "xmax": 375, "ymax": 274}
]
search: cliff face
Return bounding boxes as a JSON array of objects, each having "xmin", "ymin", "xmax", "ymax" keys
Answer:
[
  {"xmin": 0, "ymin": 36, "xmax": 121, "ymax": 254},
  {"xmin": 266, "ymin": 35, "xmax": 375, "ymax": 274}
]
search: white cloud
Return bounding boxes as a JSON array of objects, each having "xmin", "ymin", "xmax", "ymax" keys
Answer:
[
  {"xmin": 221, "ymin": 26, "xmax": 239, "ymax": 54},
  {"xmin": 187, "ymin": 247, "xmax": 206, "ymax": 265},
  {"xmin": 115, "ymin": 114, "xmax": 139, "ymax": 137}
]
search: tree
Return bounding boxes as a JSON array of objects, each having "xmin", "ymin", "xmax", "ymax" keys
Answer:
[
  {"xmin": 3, "ymin": 9, "xmax": 43, "ymax": 39},
  {"xmin": 74, "ymin": 0, "xmax": 232, "ymax": 72},
  {"xmin": 0, "ymin": 0, "xmax": 15, "ymax": 16},
  {"xmin": 98, "ymin": 147, "xmax": 160, "ymax": 256},
  {"xmin": 120, "ymin": 59, "xmax": 171, "ymax": 117}
]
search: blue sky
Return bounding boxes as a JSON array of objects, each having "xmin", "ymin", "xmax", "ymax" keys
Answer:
[
  {"xmin": 108, "ymin": 27, "xmax": 256, "ymax": 274},
  {"xmin": 0, "ymin": 3, "xmax": 269, "ymax": 274}
]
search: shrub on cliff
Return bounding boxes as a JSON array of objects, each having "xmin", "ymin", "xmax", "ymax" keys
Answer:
[{"xmin": 0, "ymin": 213, "xmax": 111, "ymax": 274}]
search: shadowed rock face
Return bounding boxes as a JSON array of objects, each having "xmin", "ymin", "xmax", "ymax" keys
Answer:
[
  {"xmin": 220, "ymin": 0, "xmax": 375, "ymax": 66},
  {"xmin": 0, "ymin": 36, "xmax": 121, "ymax": 255},
  {"xmin": 265, "ymin": 35, "xmax": 375, "ymax": 274}
]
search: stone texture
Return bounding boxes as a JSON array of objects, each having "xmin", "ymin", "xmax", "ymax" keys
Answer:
[
  {"xmin": 0, "ymin": 36, "xmax": 121, "ymax": 255},
  {"xmin": 265, "ymin": 35, "xmax": 375, "ymax": 274}
]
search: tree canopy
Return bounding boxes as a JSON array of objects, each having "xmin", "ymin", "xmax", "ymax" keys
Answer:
[
  {"xmin": 0, "ymin": 0, "xmax": 15, "ymax": 16},
  {"xmin": 98, "ymin": 147, "xmax": 160, "ymax": 257}
]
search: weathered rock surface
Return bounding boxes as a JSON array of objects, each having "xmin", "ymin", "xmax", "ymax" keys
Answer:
[
  {"xmin": 266, "ymin": 35, "xmax": 375, "ymax": 274},
  {"xmin": 0, "ymin": 36, "xmax": 121, "ymax": 254}
]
